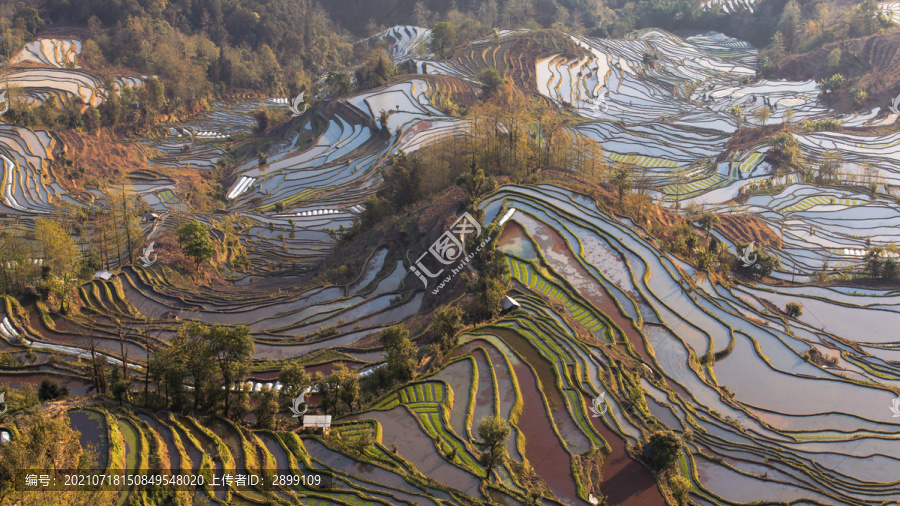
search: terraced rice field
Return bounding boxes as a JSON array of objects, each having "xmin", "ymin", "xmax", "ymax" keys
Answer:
[
  {"xmin": 477, "ymin": 185, "xmax": 900, "ymax": 504},
  {"xmin": 1, "ymin": 23, "xmax": 899, "ymax": 506},
  {"xmin": 7, "ymin": 38, "xmax": 82, "ymax": 67},
  {"xmin": 369, "ymin": 26, "xmax": 432, "ymax": 62}
]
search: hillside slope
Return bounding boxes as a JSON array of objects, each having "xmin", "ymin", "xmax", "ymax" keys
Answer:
[{"xmin": 774, "ymin": 29, "xmax": 900, "ymax": 109}]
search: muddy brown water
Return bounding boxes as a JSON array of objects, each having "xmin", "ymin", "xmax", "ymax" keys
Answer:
[
  {"xmin": 303, "ymin": 438, "xmax": 440, "ymax": 506},
  {"xmin": 524, "ymin": 216, "xmax": 657, "ymax": 368},
  {"xmin": 486, "ymin": 325, "xmax": 666, "ymax": 506},
  {"xmin": 257, "ymin": 432, "xmax": 290, "ymax": 470},
  {"xmin": 432, "ymin": 357, "xmax": 475, "ymax": 440},
  {"xmin": 1, "ymin": 373, "xmax": 92, "ymax": 396},
  {"xmin": 179, "ymin": 417, "xmax": 226, "ymax": 500},
  {"xmin": 580, "ymin": 392, "xmax": 666, "ymax": 506},
  {"xmin": 26, "ymin": 305, "xmax": 148, "ymax": 359},
  {"xmin": 451, "ymin": 339, "xmax": 522, "ymax": 461},
  {"xmin": 467, "ymin": 347, "xmax": 496, "ymax": 426},
  {"xmin": 169, "ymin": 420, "xmax": 202, "ymax": 473},
  {"xmin": 463, "ymin": 331, "xmax": 584, "ymax": 504}
]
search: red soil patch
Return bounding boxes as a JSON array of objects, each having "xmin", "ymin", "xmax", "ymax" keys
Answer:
[
  {"xmin": 52, "ymin": 130, "xmax": 153, "ymax": 198},
  {"xmin": 53, "ymin": 130, "xmax": 224, "ymax": 213},
  {"xmin": 715, "ymin": 214, "xmax": 781, "ymax": 250}
]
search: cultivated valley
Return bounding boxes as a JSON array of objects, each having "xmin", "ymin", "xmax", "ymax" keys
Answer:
[{"xmin": 1, "ymin": 1, "xmax": 899, "ymax": 505}]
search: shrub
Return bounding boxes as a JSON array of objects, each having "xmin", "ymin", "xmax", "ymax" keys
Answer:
[
  {"xmin": 802, "ymin": 118, "xmax": 843, "ymax": 131},
  {"xmin": 477, "ymin": 67, "xmax": 505, "ymax": 97},
  {"xmin": 38, "ymin": 379, "xmax": 69, "ymax": 401},
  {"xmin": 648, "ymin": 430, "xmax": 684, "ymax": 472},
  {"xmin": 668, "ymin": 475, "xmax": 691, "ymax": 505},
  {"xmin": 817, "ymin": 73, "xmax": 844, "ymax": 93},
  {"xmin": 785, "ymin": 301, "xmax": 803, "ymax": 318},
  {"xmin": 848, "ymin": 87, "xmax": 868, "ymax": 107},
  {"xmin": 253, "ymin": 108, "xmax": 269, "ymax": 132}
]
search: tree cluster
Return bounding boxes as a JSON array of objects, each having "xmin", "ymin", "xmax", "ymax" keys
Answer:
[
  {"xmin": 177, "ymin": 221, "xmax": 216, "ymax": 269},
  {"xmin": 0, "ymin": 411, "xmax": 96, "ymax": 505},
  {"xmin": 733, "ymin": 242, "xmax": 780, "ymax": 279},
  {"xmin": 378, "ymin": 325, "xmax": 418, "ymax": 385},
  {"xmin": 355, "ymin": 50, "xmax": 398, "ymax": 90},
  {"xmin": 149, "ymin": 322, "xmax": 254, "ymax": 418},
  {"xmin": 0, "ymin": 219, "xmax": 93, "ymax": 310},
  {"xmin": 313, "ymin": 362, "xmax": 361, "ymax": 418},
  {"xmin": 863, "ymin": 245, "xmax": 900, "ymax": 280},
  {"xmin": 41, "ymin": 0, "xmax": 354, "ymax": 102}
]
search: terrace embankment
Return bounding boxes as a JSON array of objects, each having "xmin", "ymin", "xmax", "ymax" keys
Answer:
[
  {"xmin": 544, "ymin": 167, "xmax": 781, "ymax": 265},
  {"xmin": 516, "ymin": 212, "xmax": 657, "ymax": 366},
  {"xmin": 476, "ymin": 329, "xmax": 584, "ymax": 504}
]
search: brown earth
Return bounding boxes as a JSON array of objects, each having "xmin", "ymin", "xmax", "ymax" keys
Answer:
[
  {"xmin": 52, "ymin": 130, "xmax": 155, "ymax": 199},
  {"xmin": 504, "ymin": 31, "xmax": 588, "ymax": 94},
  {"xmin": 52, "ymin": 130, "xmax": 222, "ymax": 212},
  {"xmin": 249, "ymin": 360, "xmax": 365, "ymax": 380},
  {"xmin": 721, "ymin": 123, "xmax": 787, "ymax": 156},
  {"xmin": 488, "ymin": 328, "xmax": 668, "ymax": 506},
  {"xmin": 715, "ymin": 214, "xmax": 781, "ymax": 250},
  {"xmin": 421, "ymin": 74, "xmax": 480, "ymax": 108},
  {"xmin": 581, "ymin": 391, "xmax": 666, "ymax": 506},
  {"xmin": 774, "ymin": 30, "xmax": 900, "ymax": 115}
]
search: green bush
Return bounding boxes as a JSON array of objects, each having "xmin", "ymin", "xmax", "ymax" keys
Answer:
[
  {"xmin": 785, "ymin": 301, "xmax": 803, "ymax": 318},
  {"xmin": 648, "ymin": 430, "xmax": 684, "ymax": 472}
]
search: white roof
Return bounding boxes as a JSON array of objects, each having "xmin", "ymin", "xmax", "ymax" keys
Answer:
[
  {"xmin": 501, "ymin": 296, "xmax": 520, "ymax": 310},
  {"xmin": 0, "ymin": 430, "xmax": 10, "ymax": 444},
  {"xmin": 302, "ymin": 415, "xmax": 332, "ymax": 428},
  {"xmin": 93, "ymin": 270, "xmax": 113, "ymax": 280}
]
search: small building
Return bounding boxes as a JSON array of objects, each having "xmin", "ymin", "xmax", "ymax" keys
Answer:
[
  {"xmin": 0, "ymin": 430, "xmax": 10, "ymax": 444},
  {"xmin": 301, "ymin": 415, "xmax": 332, "ymax": 435},
  {"xmin": 93, "ymin": 270, "xmax": 113, "ymax": 280},
  {"xmin": 141, "ymin": 213, "xmax": 160, "ymax": 222},
  {"xmin": 500, "ymin": 295, "xmax": 521, "ymax": 314}
]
